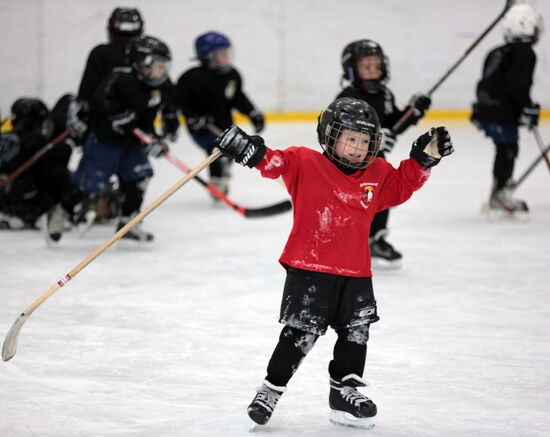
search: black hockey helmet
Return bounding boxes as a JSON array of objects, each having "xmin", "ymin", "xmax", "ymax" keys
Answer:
[
  {"xmin": 108, "ymin": 7, "xmax": 144, "ymax": 40},
  {"xmin": 341, "ymin": 39, "xmax": 390, "ymax": 85},
  {"xmin": 317, "ymin": 97, "xmax": 382, "ymax": 170},
  {"xmin": 128, "ymin": 35, "xmax": 172, "ymax": 87},
  {"xmin": 11, "ymin": 97, "xmax": 54, "ymax": 138}
]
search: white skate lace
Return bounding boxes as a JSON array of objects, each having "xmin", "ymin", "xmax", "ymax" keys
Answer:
[
  {"xmin": 341, "ymin": 386, "xmax": 370, "ymax": 407},
  {"xmin": 254, "ymin": 386, "xmax": 281, "ymax": 413}
]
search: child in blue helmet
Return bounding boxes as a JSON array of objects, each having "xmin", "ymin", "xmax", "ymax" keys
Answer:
[{"xmin": 175, "ymin": 31, "xmax": 265, "ymax": 197}]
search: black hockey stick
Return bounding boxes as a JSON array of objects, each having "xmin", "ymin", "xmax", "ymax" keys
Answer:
[
  {"xmin": 0, "ymin": 129, "xmax": 70, "ymax": 190},
  {"xmin": 511, "ymin": 142, "xmax": 550, "ymax": 190},
  {"xmin": 391, "ymin": 0, "xmax": 515, "ymax": 133},
  {"xmin": 165, "ymin": 152, "xmax": 292, "ymax": 218}
]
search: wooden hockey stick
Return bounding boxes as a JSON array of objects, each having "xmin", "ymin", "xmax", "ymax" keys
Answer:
[
  {"xmin": 2, "ymin": 148, "xmax": 221, "ymax": 362},
  {"xmin": 391, "ymin": 0, "xmax": 515, "ymax": 133},
  {"xmin": 0, "ymin": 130, "xmax": 70, "ymax": 190},
  {"xmin": 165, "ymin": 152, "xmax": 291, "ymax": 218}
]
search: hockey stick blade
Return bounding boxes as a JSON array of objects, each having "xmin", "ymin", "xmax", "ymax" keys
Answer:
[
  {"xmin": 244, "ymin": 200, "xmax": 292, "ymax": 218},
  {"xmin": 165, "ymin": 152, "xmax": 291, "ymax": 219},
  {"xmin": 2, "ymin": 313, "xmax": 28, "ymax": 361},
  {"xmin": 2, "ymin": 149, "xmax": 222, "ymax": 361}
]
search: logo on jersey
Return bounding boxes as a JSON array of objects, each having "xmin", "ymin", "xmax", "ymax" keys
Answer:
[
  {"xmin": 225, "ymin": 80, "xmax": 236, "ymax": 99},
  {"xmin": 359, "ymin": 182, "xmax": 377, "ymax": 209},
  {"xmin": 148, "ymin": 90, "xmax": 162, "ymax": 108}
]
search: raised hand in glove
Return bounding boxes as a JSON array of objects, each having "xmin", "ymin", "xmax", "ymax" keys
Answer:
[
  {"xmin": 249, "ymin": 109, "xmax": 265, "ymax": 133},
  {"xmin": 214, "ymin": 125, "xmax": 266, "ymax": 168},
  {"xmin": 519, "ymin": 103, "xmax": 540, "ymax": 130},
  {"xmin": 66, "ymin": 98, "xmax": 89, "ymax": 139},
  {"xmin": 110, "ymin": 110, "xmax": 137, "ymax": 135},
  {"xmin": 408, "ymin": 93, "xmax": 431, "ymax": 117},
  {"xmin": 187, "ymin": 115, "xmax": 213, "ymax": 132},
  {"xmin": 410, "ymin": 126, "xmax": 454, "ymax": 168},
  {"xmin": 380, "ymin": 128, "xmax": 397, "ymax": 153}
]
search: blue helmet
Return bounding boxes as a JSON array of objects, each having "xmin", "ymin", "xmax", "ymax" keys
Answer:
[{"xmin": 195, "ymin": 31, "xmax": 231, "ymax": 60}]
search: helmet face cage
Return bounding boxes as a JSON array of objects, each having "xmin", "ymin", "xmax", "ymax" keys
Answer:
[
  {"xmin": 136, "ymin": 54, "xmax": 171, "ymax": 86},
  {"xmin": 317, "ymin": 98, "xmax": 382, "ymax": 170},
  {"xmin": 130, "ymin": 36, "xmax": 172, "ymax": 87},
  {"xmin": 341, "ymin": 40, "xmax": 390, "ymax": 85},
  {"xmin": 321, "ymin": 121, "xmax": 382, "ymax": 170},
  {"xmin": 108, "ymin": 8, "xmax": 144, "ymax": 39}
]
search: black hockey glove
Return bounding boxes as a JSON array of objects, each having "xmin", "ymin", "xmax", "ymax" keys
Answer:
[
  {"xmin": 249, "ymin": 110, "xmax": 265, "ymax": 134},
  {"xmin": 214, "ymin": 125, "xmax": 266, "ymax": 168},
  {"xmin": 410, "ymin": 126, "xmax": 454, "ymax": 169},
  {"xmin": 519, "ymin": 103, "xmax": 540, "ymax": 130},
  {"xmin": 146, "ymin": 140, "xmax": 170, "ymax": 158},
  {"xmin": 66, "ymin": 99, "xmax": 89, "ymax": 139},
  {"xmin": 187, "ymin": 115, "xmax": 213, "ymax": 132},
  {"xmin": 408, "ymin": 93, "xmax": 431, "ymax": 118},
  {"xmin": 381, "ymin": 128, "xmax": 397, "ymax": 153},
  {"xmin": 470, "ymin": 103, "xmax": 482, "ymax": 130},
  {"xmin": 163, "ymin": 112, "xmax": 180, "ymax": 141},
  {"xmin": 110, "ymin": 110, "xmax": 137, "ymax": 136}
]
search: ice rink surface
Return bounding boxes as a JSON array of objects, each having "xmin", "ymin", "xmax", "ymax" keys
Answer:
[{"xmin": 1, "ymin": 122, "xmax": 549, "ymax": 436}]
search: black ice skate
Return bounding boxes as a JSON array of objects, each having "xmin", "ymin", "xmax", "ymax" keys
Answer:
[
  {"xmin": 247, "ymin": 380, "xmax": 286, "ymax": 426},
  {"xmin": 116, "ymin": 215, "xmax": 154, "ymax": 243},
  {"xmin": 370, "ymin": 230, "xmax": 402, "ymax": 269},
  {"xmin": 329, "ymin": 374, "xmax": 376, "ymax": 429}
]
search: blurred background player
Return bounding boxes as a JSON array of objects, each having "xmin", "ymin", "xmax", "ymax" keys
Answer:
[
  {"xmin": 66, "ymin": 8, "xmax": 148, "ymax": 227},
  {"xmin": 471, "ymin": 2, "xmax": 544, "ymax": 217},
  {"xmin": 176, "ymin": 31, "xmax": 265, "ymax": 197},
  {"xmin": 67, "ymin": 7, "xmax": 145, "ymax": 140},
  {"xmin": 211, "ymin": 98, "xmax": 454, "ymax": 428},
  {"xmin": 43, "ymin": 35, "xmax": 178, "ymax": 244},
  {"xmin": 337, "ymin": 39, "xmax": 432, "ymax": 268},
  {"xmin": 0, "ymin": 98, "xmax": 72, "ymax": 229}
]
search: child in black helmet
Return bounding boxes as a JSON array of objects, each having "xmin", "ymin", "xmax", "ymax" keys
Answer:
[
  {"xmin": 175, "ymin": 31, "xmax": 265, "ymax": 198},
  {"xmin": 338, "ymin": 39, "xmax": 432, "ymax": 268},
  {"xmin": 212, "ymin": 97, "xmax": 454, "ymax": 429}
]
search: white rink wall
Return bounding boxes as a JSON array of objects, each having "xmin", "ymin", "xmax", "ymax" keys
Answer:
[{"xmin": 0, "ymin": 0, "xmax": 549, "ymax": 113}]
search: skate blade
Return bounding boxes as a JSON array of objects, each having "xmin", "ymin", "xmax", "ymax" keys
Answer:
[
  {"xmin": 481, "ymin": 202, "xmax": 530, "ymax": 222},
  {"xmin": 329, "ymin": 410, "xmax": 375, "ymax": 429},
  {"xmin": 371, "ymin": 257, "xmax": 402, "ymax": 270}
]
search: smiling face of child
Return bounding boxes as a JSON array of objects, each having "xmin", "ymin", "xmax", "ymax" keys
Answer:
[{"xmin": 333, "ymin": 128, "xmax": 374, "ymax": 165}]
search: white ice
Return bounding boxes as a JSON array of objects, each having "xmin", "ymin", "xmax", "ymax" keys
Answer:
[{"xmin": 1, "ymin": 122, "xmax": 550, "ymax": 436}]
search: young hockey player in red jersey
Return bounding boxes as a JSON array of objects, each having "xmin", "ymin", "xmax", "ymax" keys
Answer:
[
  {"xmin": 471, "ymin": 2, "xmax": 544, "ymax": 217},
  {"xmin": 213, "ymin": 97, "xmax": 454, "ymax": 429},
  {"xmin": 338, "ymin": 39, "xmax": 432, "ymax": 268}
]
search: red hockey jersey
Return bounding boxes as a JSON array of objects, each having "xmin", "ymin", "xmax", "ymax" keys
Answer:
[{"xmin": 256, "ymin": 146, "xmax": 431, "ymax": 277}]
